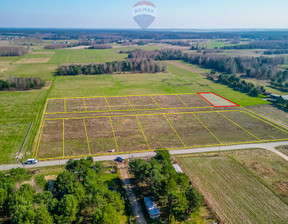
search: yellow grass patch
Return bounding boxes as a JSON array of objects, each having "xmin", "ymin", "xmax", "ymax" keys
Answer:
[{"xmin": 15, "ymin": 58, "xmax": 51, "ymax": 64}]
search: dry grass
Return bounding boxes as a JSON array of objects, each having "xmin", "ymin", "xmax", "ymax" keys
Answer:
[
  {"xmin": 14, "ymin": 58, "xmax": 51, "ymax": 64},
  {"xmin": 222, "ymin": 111, "xmax": 288, "ymax": 140},
  {"xmin": 152, "ymin": 95, "xmax": 186, "ymax": 108},
  {"xmin": 66, "ymin": 98, "xmax": 85, "ymax": 112},
  {"xmin": 195, "ymin": 112, "xmax": 257, "ymax": 143},
  {"xmin": 138, "ymin": 114, "xmax": 184, "ymax": 149},
  {"xmin": 84, "ymin": 97, "xmax": 110, "ymax": 111},
  {"xmin": 37, "ymin": 120, "xmax": 63, "ymax": 159},
  {"xmin": 46, "ymin": 99, "xmax": 65, "ymax": 113},
  {"xmin": 106, "ymin": 97, "xmax": 133, "ymax": 111},
  {"xmin": 85, "ymin": 117, "xmax": 116, "ymax": 154},
  {"xmin": 166, "ymin": 113, "xmax": 220, "ymax": 146},
  {"xmin": 178, "ymin": 94, "xmax": 211, "ymax": 107},
  {"xmin": 64, "ymin": 119, "xmax": 89, "ymax": 156},
  {"xmin": 111, "ymin": 116, "xmax": 149, "ymax": 152},
  {"xmin": 127, "ymin": 95, "xmax": 159, "ymax": 110},
  {"xmin": 178, "ymin": 154, "xmax": 288, "ymax": 224}
]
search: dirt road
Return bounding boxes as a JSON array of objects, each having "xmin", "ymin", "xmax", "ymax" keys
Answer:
[{"xmin": 118, "ymin": 162, "xmax": 148, "ymax": 224}]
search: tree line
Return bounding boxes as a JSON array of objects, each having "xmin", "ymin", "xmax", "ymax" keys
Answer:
[
  {"xmin": 56, "ymin": 60, "xmax": 167, "ymax": 76},
  {"xmin": 0, "ymin": 46, "xmax": 29, "ymax": 56},
  {"xmin": 0, "ymin": 77, "xmax": 46, "ymax": 91},
  {"xmin": 0, "ymin": 157, "xmax": 126, "ymax": 224},
  {"xmin": 128, "ymin": 49, "xmax": 288, "ymax": 82},
  {"xmin": 222, "ymin": 40, "xmax": 288, "ymax": 50},
  {"xmin": 208, "ymin": 73, "xmax": 266, "ymax": 97},
  {"xmin": 129, "ymin": 150, "xmax": 203, "ymax": 222},
  {"xmin": 87, "ymin": 44, "xmax": 112, "ymax": 49}
]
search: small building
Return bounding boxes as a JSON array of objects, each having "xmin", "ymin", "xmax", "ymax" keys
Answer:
[
  {"xmin": 144, "ymin": 197, "xmax": 160, "ymax": 219},
  {"xmin": 172, "ymin": 164, "xmax": 184, "ymax": 173}
]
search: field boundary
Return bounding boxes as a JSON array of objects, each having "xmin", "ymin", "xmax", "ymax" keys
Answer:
[
  {"xmin": 198, "ymin": 92, "xmax": 239, "ymax": 107},
  {"xmin": 34, "ymin": 109, "xmax": 288, "ymax": 161}
]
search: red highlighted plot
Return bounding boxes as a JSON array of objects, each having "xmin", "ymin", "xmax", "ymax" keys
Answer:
[{"xmin": 197, "ymin": 92, "xmax": 239, "ymax": 107}]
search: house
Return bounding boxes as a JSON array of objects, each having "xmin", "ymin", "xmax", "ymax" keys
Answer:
[{"xmin": 144, "ymin": 197, "xmax": 160, "ymax": 219}]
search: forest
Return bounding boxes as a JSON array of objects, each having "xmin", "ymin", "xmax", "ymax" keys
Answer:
[
  {"xmin": 0, "ymin": 77, "xmax": 46, "ymax": 91},
  {"xmin": 0, "ymin": 158, "xmax": 126, "ymax": 224},
  {"xmin": 128, "ymin": 49, "xmax": 288, "ymax": 82},
  {"xmin": 0, "ymin": 46, "xmax": 29, "ymax": 56},
  {"xmin": 56, "ymin": 60, "xmax": 167, "ymax": 76},
  {"xmin": 222, "ymin": 40, "xmax": 288, "ymax": 50},
  {"xmin": 208, "ymin": 74, "xmax": 266, "ymax": 97},
  {"xmin": 129, "ymin": 150, "xmax": 203, "ymax": 222}
]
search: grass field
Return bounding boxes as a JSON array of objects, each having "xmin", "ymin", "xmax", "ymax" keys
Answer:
[
  {"xmin": 178, "ymin": 154, "xmax": 288, "ymax": 224},
  {"xmin": 276, "ymin": 145, "xmax": 288, "ymax": 156}
]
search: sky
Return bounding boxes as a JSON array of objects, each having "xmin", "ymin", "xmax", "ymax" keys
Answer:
[{"xmin": 1, "ymin": 0, "xmax": 288, "ymax": 29}]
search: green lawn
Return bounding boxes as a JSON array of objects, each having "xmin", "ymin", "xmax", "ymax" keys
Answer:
[
  {"xmin": 0, "ymin": 89, "xmax": 49, "ymax": 164},
  {"xmin": 48, "ymin": 63, "xmax": 268, "ymax": 106},
  {"xmin": 48, "ymin": 49, "xmax": 128, "ymax": 64},
  {"xmin": 11, "ymin": 64, "xmax": 58, "ymax": 80}
]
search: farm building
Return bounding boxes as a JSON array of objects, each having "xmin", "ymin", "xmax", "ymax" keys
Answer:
[
  {"xmin": 144, "ymin": 197, "xmax": 160, "ymax": 219},
  {"xmin": 172, "ymin": 164, "xmax": 184, "ymax": 173}
]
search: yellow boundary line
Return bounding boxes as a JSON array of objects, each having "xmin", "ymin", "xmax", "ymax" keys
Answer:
[
  {"xmin": 150, "ymin": 96, "xmax": 162, "ymax": 109},
  {"xmin": 63, "ymin": 119, "xmax": 65, "ymax": 157},
  {"xmin": 83, "ymin": 98, "xmax": 87, "ymax": 112},
  {"xmin": 44, "ymin": 110, "xmax": 239, "ymax": 121},
  {"xmin": 163, "ymin": 114, "xmax": 187, "ymax": 148},
  {"xmin": 64, "ymin": 98, "xmax": 66, "ymax": 113},
  {"xmin": 104, "ymin": 97, "xmax": 111, "ymax": 111},
  {"xmin": 33, "ymin": 98, "xmax": 48, "ymax": 158},
  {"xmin": 44, "ymin": 106, "xmax": 214, "ymax": 115},
  {"xmin": 125, "ymin": 96, "xmax": 135, "ymax": 110},
  {"xmin": 83, "ymin": 118, "xmax": 91, "ymax": 155},
  {"xmin": 37, "ymin": 137, "xmax": 288, "ymax": 161},
  {"xmin": 240, "ymin": 111, "xmax": 288, "ymax": 134},
  {"xmin": 109, "ymin": 117, "xmax": 119, "ymax": 153},
  {"xmin": 176, "ymin": 95, "xmax": 188, "ymax": 107},
  {"xmin": 218, "ymin": 112, "xmax": 261, "ymax": 141},
  {"xmin": 47, "ymin": 92, "xmax": 198, "ymax": 100},
  {"xmin": 36, "ymin": 107, "xmax": 288, "ymax": 160},
  {"xmin": 192, "ymin": 113, "xmax": 222, "ymax": 144},
  {"xmin": 136, "ymin": 116, "xmax": 151, "ymax": 150},
  {"xmin": 241, "ymin": 106, "xmax": 288, "ymax": 131}
]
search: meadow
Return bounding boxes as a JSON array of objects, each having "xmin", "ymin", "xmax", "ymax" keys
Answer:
[{"xmin": 177, "ymin": 152, "xmax": 288, "ymax": 224}]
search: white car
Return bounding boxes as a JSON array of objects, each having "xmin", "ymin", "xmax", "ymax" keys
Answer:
[{"xmin": 25, "ymin": 158, "xmax": 38, "ymax": 165}]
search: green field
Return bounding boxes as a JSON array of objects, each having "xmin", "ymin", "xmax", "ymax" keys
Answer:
[{"xmin": 178, "ymin": 153, "xmax": 288, "ymax": 224}]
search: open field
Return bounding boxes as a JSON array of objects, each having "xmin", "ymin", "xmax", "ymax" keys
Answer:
[
  {"xmin": 177, "ymin": 154, "xmax": 288, "ymax": 224},
  {"xmin": 34, "ymin": 93, "xmax": 288, "ymax": 160}
]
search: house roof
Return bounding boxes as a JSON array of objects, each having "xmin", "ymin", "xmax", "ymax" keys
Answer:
[
  {"xmin": 144, "ymin": 197, "xmax": 160, "ymax": 216},
  {"xmin": 281, "ymin": 95, "xmax": 288, "ymax": 100},
  {"xmin": 172, "ymin": 164, "xmax": 184, "ymax": 173}
]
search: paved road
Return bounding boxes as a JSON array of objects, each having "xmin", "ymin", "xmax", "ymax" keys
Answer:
[{"xmin": 1, "ymin": 141, "xmax": 288, "ymax": 171}]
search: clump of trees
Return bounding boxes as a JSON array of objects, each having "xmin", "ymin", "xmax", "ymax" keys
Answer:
[
  {"xmin": 222, "ymin": 40, "xmax": 288, "ymax": 50},
  {"xmin": 1, "ymin": 157, "xmax": 125, "ymax": 224},
  {"xmin": 211, "ymin": 74, "xmax": 266, "ymax": 97},
  {"xmin": 0, "ymin": 77, "xmax": 46, "ymax": 91},
  {"xmin": 129, "ymin": 150, "xmax": 203, "ymax": 222},
  {"xmin": 87, "ymin": 44, "xmax": 112, "ymax": 49},
  {"xmin": 56, "ymin": 60, "xmax": 167, "ymax": 76},
  {"xmin": 0, "ymin": 46, "xmax": 29, "ymax": 56}
]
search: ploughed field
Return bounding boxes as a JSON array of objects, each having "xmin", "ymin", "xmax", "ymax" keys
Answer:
[{"xmin": 33, "ymin": 93, "xmax": 288, "ymax": 160}]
